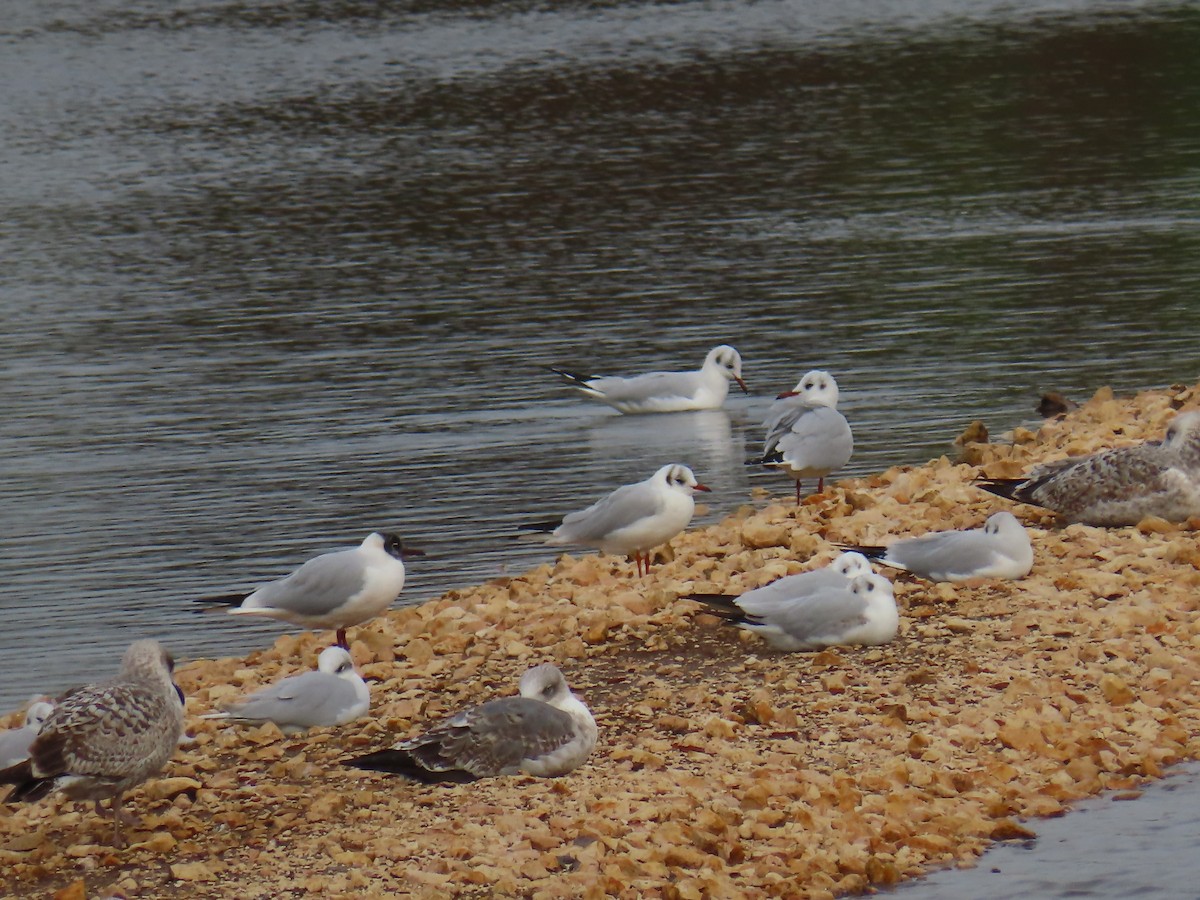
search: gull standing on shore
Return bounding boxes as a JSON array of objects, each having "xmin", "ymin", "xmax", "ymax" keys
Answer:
[
  {"xmin": 549, "ymin": 345, "xmax": 748, "ymax": 414},
  {"xmin": 977, "ymin": 411, "xmax": 1200, "ymax": 526},
  {"xmin": 749, "ymin": 370, "xmax": 853, "ymax": 504},
  {"xmin": 346, "ymin": 663, "xmax": 596, "ymax": 782},
  {"xmin": 196, "ymin": 531, "xmax": 420, "ymax": 649},
  {"xmin": 201, "ymin": 646, "xmax": 369, "ymax": 734},
  {"xmin": 841, "ymin": 512, "xmax": 1034, "ymax": 581},
  {"xmin": 0, "ymin": 640, "xmax": 185, "ymax": 847},
  {"xmin": 521, "ymin": 463, "xmax": 710, "ymax": 576},
  {"xmin": 691, "ymin": 573, "xmax": 898, "ymax": 651}
]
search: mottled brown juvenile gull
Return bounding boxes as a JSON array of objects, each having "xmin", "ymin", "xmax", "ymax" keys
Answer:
[
  {"xmin": 345, "ymin": 663, "xmax": 597, "ymax": 783},
  {"xmin": 520, "ymin": 463, "xmax": 710, "ymax": 576},
  {"xmin": 748, "ymin": 370, "xmax": 853, "ymax": 504},
  {"xmin": 977, "ymin": 412, "xmax": 1200, "ymax": 526},
  {"xmin": 692, "ymin": 573, "xmax": 898, "ymax": 652},
  {"xmin": 201, "ymin": 646, "xmax": 369, "ymax": 734},
  {"xmin": 196, "ymin": 531, "xmax": 420, "ymax": 649},
  {"xmin": 0, "ymin": 700, "xmax": 54, "ymax": 769},
  {"xmin": 685, "ymin": 551, "xmax": 875, "ymax": 621},
  {"xmin": 841, "ymin": 512, "xmax": 1034, "ymax": 582},
  {"xmin": 0, "ymin": 640, "xmax": 185, "ymax": 847},
  {"xmin": 550, "ymin": 344, "xmax": 748, "ymax": 414}
]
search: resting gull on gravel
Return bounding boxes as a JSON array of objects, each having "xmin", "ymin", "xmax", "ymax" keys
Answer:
[
  {"xmin": 748, "ymin": 370, "xmax": 853, "ymax": 504},
  {"xmin": 684, "ymin": 551, "xmax": 875, "ymax": 622},
  {"xmin": 521, "ymin": 463, "xmax": 710, "ymax": 576},
  {"xmin": 197, "ymin": 531, "xmax": 420, "ymax": 649},
  {"xmin": 691, "ymin": 572, "xmax": 898, "ymax": 652},
  {"xmin": 0, "ymin": 700, "xmax": 55, "ymax": 769},
  {"xmin": 841, "ymin": 511, "xmax": 1034, "ymax": 582},
  {"xmin": 345, "ymin": 663, "xmax": 597, "ymax": 783},
  {"xmin": 977, "ymin": 411, "xmax": 1200, "ymax": 526},
  {"xmin": 202, "ymin": 646, "xmax": 369, "ymax": 734},
  {"xmin": 0, "ymin": 639, "xmax": 185, "ymax": 847},
  {"xmin": 549, "ymin": 344, "xmax": 748, "ymax": 414}
]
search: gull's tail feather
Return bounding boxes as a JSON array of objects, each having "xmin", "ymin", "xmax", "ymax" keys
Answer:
[
  {"xmin": 975, "ymin": 477, "xmax": 1031, "ymax": 503},
  {"xmin": 0, "ymin": 759, "xmax": 55, "ymax": 803},
  {"xmin": 192, "ymin": 592, "xmax": 251, "ymax": 613},
  {"xmin": 344, "ymin": 749, "xmax": 477, "ymax": 784},
  {"xmin": 548, "ymin": 366, "xmax": 596, "ymax": 387}
]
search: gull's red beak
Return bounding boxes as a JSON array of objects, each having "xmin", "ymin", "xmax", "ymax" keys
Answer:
[
  {"xmin": 735, "ymin": 376, "xmax": 749, "ymax": 394},
  {"xmin": 775, "ymin": 389, "xmax": 799, "ymax": 400},
  {"xmin": 693, "ymin": 483, "xmax": 712, "ymax": 493}
]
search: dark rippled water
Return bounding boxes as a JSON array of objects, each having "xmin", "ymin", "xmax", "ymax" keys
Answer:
[{"xmin": 1, "ymin": 2, "xmax": 1198, "ymax": 891}]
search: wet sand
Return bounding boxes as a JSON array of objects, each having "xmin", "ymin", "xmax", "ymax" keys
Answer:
[{"xmin": 3, "ymin": 382, "xmax": 1200, "ymax": 898}]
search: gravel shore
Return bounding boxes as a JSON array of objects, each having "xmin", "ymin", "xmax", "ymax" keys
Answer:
[{"xmin": 4, "ymin": 382, "xmax": 1199, "ymax": 899}]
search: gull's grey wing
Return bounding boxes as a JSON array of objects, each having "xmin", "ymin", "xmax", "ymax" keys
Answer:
[
  {"xmin": 224, "ymin": 672, "xmax": 361, "ymax": 728},
  {"xmin": 763, "ymin": 396, "xmax": 811, "ymax": 453},
  {"xmin": 0, "ymin": 728, "xmax": 36, "ymax": 768},
  {"xmin": 775, "ymin": 407, "xmax": 853, "ymax": 468},
  {"xmin": 247, "ymin": 549, "xmax": 369, "ymax": 617},
  {"xmin": 885, "ymin": 531, "xmax": 1003, "ymax": 579},
  {"xmin": 556, "ymin": 482, "xmax": 664, "ymax": 544},
  {"xmin": 760, "ymin": 587, "xmax": 869, "ymax": 643},
  {"xmin": 734, "ymin": 568, "xmax": 850, "ymax": 617},
  {"xmin": 588, "ymin": 371, "xmax": 699, "ymax": 402}
]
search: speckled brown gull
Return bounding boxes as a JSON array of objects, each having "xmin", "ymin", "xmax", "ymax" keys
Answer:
[
  {"xmin": 196, "ymin": 531, "xmax": 420, "ymax": 649},
  {"xmin": 977, "ymin": 411, "xmax": 1200, "ymax": 526},
  {"xmin": 749, "ymin": 370, "xmax": 853, "ymax": 504},
  {"xmin": 345, "ymin": 663, "xmax": 597, "ymax": 783},
  {"xmin": 0, "ymin": 640, "xmax": 185, "ymax": 847},
  {"xmin": 0, "ymin": 700, "xmax": 54, "ymax": 769},
  {"xmin": 842, "ymin": 512, "xmax": 1034, "ymax": 581},
  {"xmin": 201, "ymin": 646, "xmax": 369, "ymax": 734}
]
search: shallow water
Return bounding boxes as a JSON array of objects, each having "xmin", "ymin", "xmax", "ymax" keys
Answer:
[{"xmin": 0, "ymin": 1, "xmax": 1198, "ymax": 891}]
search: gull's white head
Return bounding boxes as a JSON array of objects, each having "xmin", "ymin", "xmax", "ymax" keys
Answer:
[
  {"xmin": 850, "ymin": 572, "xmax": 894, "ymax": 606},
  {"xmin": 24, "ymin": 700, "xmax": 54, "ymax": 731},
  {"xmin": 983, "ymin": 511, "xmax": 1025, "ymax": 537},
  {"xmin": 831, "ymin": 551, "xmax": 873, "ymax": 580},
  {"xmin": 703, "ymin": 345, "xmax": 748, "ymax": 392},
  {"xmin": 653, "ymin": 464, "xmax": 711, "ymax": 496},
  {"xmin": 518, "ymin": 663, "xmax": 571, "ymax": 707},
  {"xmin": 317, "ymin": 646, "xmax": 358, "ymax": 679},
  {"xmin": 1164, "ymin": 411, "xmax": 1200, "ymax": 455},
  {"xmin": 781, "ymin": 370, "xmax": 839, "ymax": 408}
]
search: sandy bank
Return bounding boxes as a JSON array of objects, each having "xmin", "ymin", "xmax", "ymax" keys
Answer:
[{"xmin": 4, "ymin": 381, "xmax": 1200, "ymax": 899}]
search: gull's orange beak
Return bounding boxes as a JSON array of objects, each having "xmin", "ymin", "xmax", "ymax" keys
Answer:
[
  {"xmin": 775, "ymin": 389, "xmax": 798, "ymax": 399},
  {"xmin": 693, "ymin": 483, "xmax": 712, "ymax": 492},
  {"xmin": 735, "ymin": 376, "xmax": 749, "ymax": 394}
]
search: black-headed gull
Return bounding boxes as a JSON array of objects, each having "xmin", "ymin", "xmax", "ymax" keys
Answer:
[
  {"xmin": 522, "ymin": 463, "xmax": 710, "ymax": 576},
  {"xmin": 684, "ymin": 550, "xmax": 875, "ymax": 621},
  {"xmin": 550, "ymin": 344, "xmax": 748, "ymax": 414},
  {"xmin": 978, "ymin": 411, "xmax": 1200, "ymax": 526},
  {"xmin": 693, "ymin": 573, "xmax": 898, "ymax": 651},
  {"xmin": 197, "ymin": 532, "xmax": 420, "ymax": 649},
  {"xmin": 0, "ymin": 640, "xmax": 185, "ymax": 847},
  {"xmin": 842, "ymin": 512, "xmax": 1033, "ymax": 581},
  {"xmin": 0, "ymin": 700, "xmax": 55, "ymax": 769},
  {"xmin": 201, "ymin": 646, "xmax": 369, "ymax": 734},
  {"xmin": 345, "ymin": 663, "xmax": 596, "ymax": 782},
  {"xmin": 749, "ymin": 369, "xmax": 853, "ymax": 504}
]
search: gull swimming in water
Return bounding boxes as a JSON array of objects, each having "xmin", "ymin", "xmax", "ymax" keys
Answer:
[
  {"xmin": 977, "ymin": 411, "xmax": 1200, "ymax": 526},
  {"xmin": 0, "ymin": 700, "xmax": 55, "ymax": 769},
  {"xmin": 196, "ymin": 531, "xmax": 420, "ymax": 649},
  {"xmin": 0, "ymin": 640, "xmax": 185, "ymax": 847},
  {"xmin": 684, "ymin": 551, "xmax": 875, "ymax": 622},
  {"xmin": 201, "ymin": 646, "xmax": 369, "ymax": 734},
  {"xmin": 550, "ymin": 345, "xmax": 748, "ymax": 414},
  {"xmin": 692, "ymin": 572, "xmax": 898, "ymax": 651},
  {"xmin": 345, "ymin": 663, "xmax": 596, "ymax": 782},
  {"xmin": 749, "ymin": 369, "xmax": 853, "ymax": 504},
  {"xmin": 520, "ymin": 463, "xmax": 710, "ymax": 576},
  {"xmin": 842, "ymin": 512, "xmax": 1034, "ymax": 581}
]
